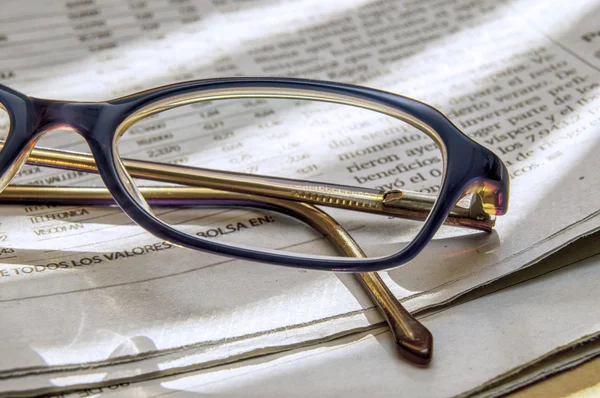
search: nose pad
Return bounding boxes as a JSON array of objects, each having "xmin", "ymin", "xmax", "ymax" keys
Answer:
[
  {"xmin": 113, "ymin": 154, "xmax": 154, "ymax": 214},
  {"xmin": 0, "ymin": 135, "xmax": 44, "ymax": 193}
]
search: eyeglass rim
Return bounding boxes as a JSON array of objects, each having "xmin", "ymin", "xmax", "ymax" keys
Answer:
[{"xmin": 0, "ymin": 77, "xmax": 509, "ymax": 272}]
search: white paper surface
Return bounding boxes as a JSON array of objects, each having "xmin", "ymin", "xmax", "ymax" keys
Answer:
[
  {"xmin": 1, "ymin": 0, "xmax": 600, "ymax": 394},
  {"xmin": 30, "ymin": 249, "xmax": 600, "ymax": 398}
]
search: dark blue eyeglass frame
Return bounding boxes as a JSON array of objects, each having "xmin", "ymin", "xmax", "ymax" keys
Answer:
[{"xmin": 0, "ymin": 77, "xmax": 509, "ymax": 272}]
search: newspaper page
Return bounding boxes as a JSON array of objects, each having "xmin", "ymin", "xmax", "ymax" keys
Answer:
[
  {"xmin": 1, "ymin": 0, "xmax": 600, "ymax": 394},
  {"xmin": 53, "ymin": 246, "xmax": 600, "ymax": 398}
]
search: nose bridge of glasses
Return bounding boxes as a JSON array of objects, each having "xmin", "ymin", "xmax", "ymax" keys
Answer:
[
  {"xmin": 30, "ymin": 98, "xmax": 106, "ymax": 136},
  {"xmin": 26, "ymin": 99, "xmax": 158, "ymax": 211},
  {"xmin": 0, "ymin": 97, "xmax": 109, "ymax": 194}
]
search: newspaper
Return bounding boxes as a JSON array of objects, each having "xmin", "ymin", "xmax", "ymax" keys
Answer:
[
  {"xmin": 49, "ymin": 248, "xmax": 600, "ymax": 398},
  {"xmin": 1, "ymin": 0, "xmax": 600, "ymax": 394}
]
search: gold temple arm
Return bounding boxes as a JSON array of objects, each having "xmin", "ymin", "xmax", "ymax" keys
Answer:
[
  {"xmin": 0, "ymin": 184, "xmax": 433, "ymax": 365},
  {"xmin": 25, "ymin": 146, "xmax": 495, "ymax": 232}
]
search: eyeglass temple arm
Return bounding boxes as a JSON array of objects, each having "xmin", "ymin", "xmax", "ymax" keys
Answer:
[
  {"xmin": 0, "ymin": 184, "xmax": 432, "ymax": 365},
  {"xmin": 25, "ymin": 146, "xmax": 496, "ymax": 232}
]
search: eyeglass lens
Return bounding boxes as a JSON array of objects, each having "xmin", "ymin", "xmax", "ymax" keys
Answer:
[{"xmin": 115, "ymin": 96, "xmax": 447, "ymax": 259}]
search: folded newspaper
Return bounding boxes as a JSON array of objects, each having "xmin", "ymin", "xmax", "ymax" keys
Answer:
[
  {"xmin": 47, "ymin": 237, "xmax": 600, "ymax": 398},
  {"xmin": 1, "ymin": 0, "xmax": 599, "ymax": 395}
]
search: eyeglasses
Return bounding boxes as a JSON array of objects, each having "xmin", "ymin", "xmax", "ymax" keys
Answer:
[
  {"xmin": 0, "ymin": 77, "xmax": 510, "ymax": 365},
  {"xmin": 0, "ymin": 77, "xmax": 509, "ymax": 268}
]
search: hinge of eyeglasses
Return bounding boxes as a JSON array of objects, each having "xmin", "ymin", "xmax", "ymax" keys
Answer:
[{"xmin": 381, "ymin": 190, "xmax": 495, "ymax": 231}]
